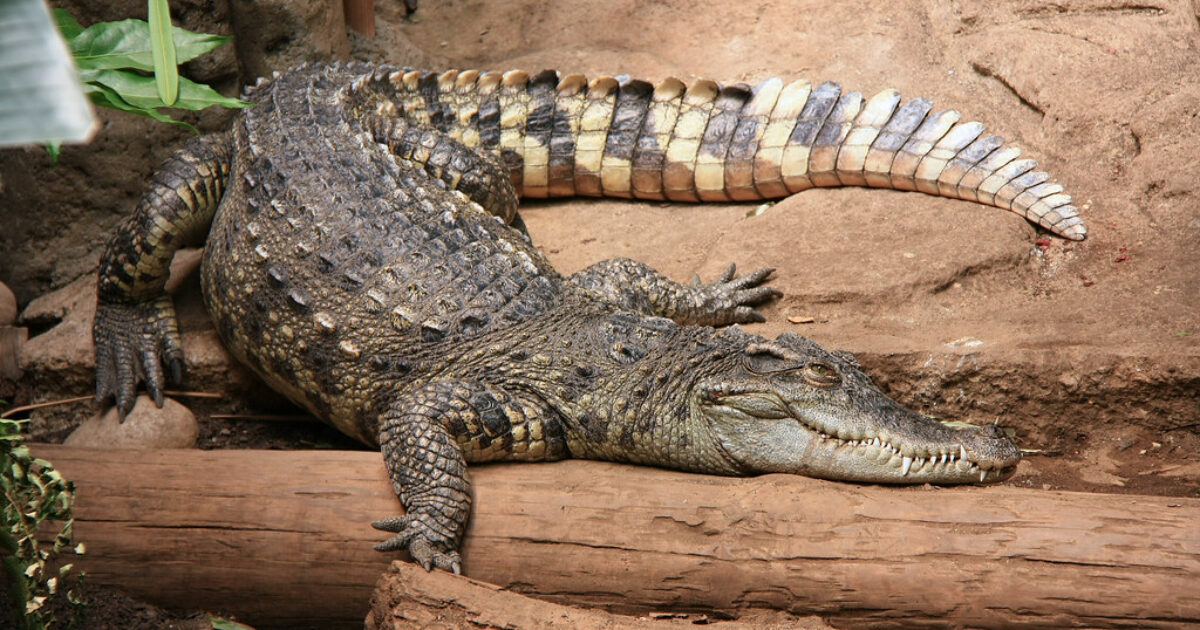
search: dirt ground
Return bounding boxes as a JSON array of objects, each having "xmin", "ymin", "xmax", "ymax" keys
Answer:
[{"xmin": 1, "ymin": 0, "xmax": 1198, "ymax": 626}]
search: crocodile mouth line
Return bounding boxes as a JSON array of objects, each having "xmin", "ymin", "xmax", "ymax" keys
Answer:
[
  {"xmin": 809, "ymin": 428, "xmax": 1004, "ymax": 482},
  {"xmin": 704, "ymin": 398, "xmax": 1012, "ymax": 482}
]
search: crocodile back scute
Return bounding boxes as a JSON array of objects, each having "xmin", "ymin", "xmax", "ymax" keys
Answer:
[{"xmin": 200, "ymin": 65, "xmax": 563, "ymax": 442}]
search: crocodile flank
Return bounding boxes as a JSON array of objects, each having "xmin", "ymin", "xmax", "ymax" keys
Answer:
[{"xmin": 93, "ymin": 62, "xmax": 1069, "ymax": 572}]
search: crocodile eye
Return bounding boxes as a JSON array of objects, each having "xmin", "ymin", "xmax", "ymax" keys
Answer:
[{"xmin": 802, "ymin": 362, "xmax": 840, "ymax": 387}]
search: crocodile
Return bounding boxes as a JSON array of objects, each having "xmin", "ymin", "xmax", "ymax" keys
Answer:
[{"xmin": 93, "ymin": 62, "xmax": 1081, "ymax": 573}]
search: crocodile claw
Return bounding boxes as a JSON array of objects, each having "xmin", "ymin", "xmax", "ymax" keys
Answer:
[
  {"xmin": 689, "ymin": 264, "xmax": 781, "ymax": 326},
  {"xmin": 93, "ymin": 295, "xmax": 184, "ymax": 418},
  {"xmin": 372, "ymin": 515, "xmax": 463, "ymax": 574}
]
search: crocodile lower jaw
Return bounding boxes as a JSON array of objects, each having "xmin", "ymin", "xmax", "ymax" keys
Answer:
[{"xmin": 809, "ymin": 429, "xmax": 1016, "ymax": 483}]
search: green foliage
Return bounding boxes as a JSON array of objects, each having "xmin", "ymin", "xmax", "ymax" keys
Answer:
[
  {"xmin": 209, "ymin": 615, "xmax": 257, "ymax": 630},
  {"xmin": 54, "ymin": 8, "xmax": 249, "ymax": 133},
  {"xmin": 1, "ymin": 418, "xmax": 85, "ymax": 629},
  {"xmin": 147, "ymin": 0, "xmax": 179, "ymax": 106}
]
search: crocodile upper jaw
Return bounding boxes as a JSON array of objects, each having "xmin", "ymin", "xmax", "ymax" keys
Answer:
[{"xmin": 699, "ymin": 397, "xmax": 1021, "ymax": 485}]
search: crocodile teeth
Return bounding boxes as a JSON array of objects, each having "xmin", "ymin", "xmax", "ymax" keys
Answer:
[
  {"xmin": 901, "ymin": 457, "xmax": 914, "ymax": 476},
  {"xmin": 980, "ymin": 469, "xmax": 988, "ymax": 483},
  {"xmin": 939, "ymin": 453, "xmax": 947, "ymax": 465},
  {"xmin": 960, "ymin": 445, "xmax": 969, "ymax": 461}
]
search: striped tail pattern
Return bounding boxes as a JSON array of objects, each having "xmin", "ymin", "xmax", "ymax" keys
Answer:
[{"xmin": 351, "ymin": 67, "xmax": 1086, "ymax": 240}]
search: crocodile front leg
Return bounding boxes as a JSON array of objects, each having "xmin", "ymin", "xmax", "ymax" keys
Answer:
[
  {"xmin": 568, "ymin": 258, "xmax": 779, "ymax": 325},
  {"xmin": 374, "ymin": 380, "xmax": 568, "ymax": 572},
  {"xmin": 94, "ymin": 132, "xmax": 232, "ymax": 415}
]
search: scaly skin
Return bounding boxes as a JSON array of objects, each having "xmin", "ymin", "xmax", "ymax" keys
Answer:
[
  {"xmin": 352, "ymin": 67, "xmax": 1085, "ymax": 239},
  {"xmin": 93, "ymin": 63, "xmax": 1051, "ymax": 572}
]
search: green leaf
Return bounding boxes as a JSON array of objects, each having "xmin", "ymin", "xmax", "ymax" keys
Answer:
[
  {"xmin": 90, "ymin": 69, "xmax": 249, "ymax": 111},
  {"xmin": 70, "ymin": 18, "xmax": 231, "ymax": 71},
  {"xmin": 84, "ymin": 80, "xmax": 198, "ymax": 133},
  {"xmin": 147, "ymin": 0, "xmax": 178, "ymax": 106},
  {"xmin": 52, "ymin": 9, "xmax": 83, "ymax": 40}
]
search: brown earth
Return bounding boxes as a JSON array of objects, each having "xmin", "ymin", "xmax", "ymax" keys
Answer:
[{"xmin": 1, "ymin": 0, "xmax": 1199, "ymax": 626}]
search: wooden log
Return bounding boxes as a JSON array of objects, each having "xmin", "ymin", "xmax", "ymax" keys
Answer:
[
  {"xmin": 365, "ymin": 560, "xmax": 834, "ymax": 629},
  {"xmin": 32, "ymin": 445, "xmax": 1200, "ymax": 629}
]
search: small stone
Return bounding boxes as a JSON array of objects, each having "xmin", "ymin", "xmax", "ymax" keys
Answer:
[
  {"xmin": 65, "ymin": 395, "xmax": 198, "ymax": 449},
  {"xmin": 165, "ymin": 248, "xmax": 203, "ymax": 294},
  {"xmin": 787, "ymin": 314, "xmax": 815, "ymax": 324},
  {"xmin": 0, "ymin": 281, "xmax": 16, "ymax": 326}
]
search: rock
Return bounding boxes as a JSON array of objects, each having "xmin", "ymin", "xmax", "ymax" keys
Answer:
[
  {"xmin": 18, "ymin": 274, "xmax": 96, "ymax": 375},
  {"xmin": 0, "ymin": 326, "xmax": 26, "ymax": 381},
  {"xmin": 0, "ymin": 281, "xmax": 15, "ymax": 326},
  {"xmin": 165, "ymin": 247, "xmax": 204, "ymax": 294},
  {"xmin": 65, "ymin": 394, "xmax": 198, "ymax": 449}
]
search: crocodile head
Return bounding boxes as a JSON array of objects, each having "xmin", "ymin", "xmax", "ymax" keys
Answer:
[{"xmin": 695, "ymin": 330, "xmax": 1020, "ymax": 484}]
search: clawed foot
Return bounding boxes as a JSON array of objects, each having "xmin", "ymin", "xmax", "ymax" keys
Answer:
[
  {"xmin": 372, "ymin": 515, "xmax": 463, "ymax": 574},
  {"xmin": 93, "ymin": 295, "xmax": 184, "ymax": 417},
  {"xmin": 688, "ymin": 263, "xmax": 781, "ymax": 325}
]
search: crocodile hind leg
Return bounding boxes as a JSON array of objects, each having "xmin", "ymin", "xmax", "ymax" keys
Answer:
[
  {"xmin": 373, "ymin": 380, "xmax": 568, "ymax": 572},
  {"xmin": 359, "ymin": 113, "xmax": 521, "ymax": 228},
  {"xmin": 568, "ymin": 258, "xmax": 780, "ymax": 326},
  {"xmin": 94, "ymin": 132, "xmax": 233, "ymax": 415}
]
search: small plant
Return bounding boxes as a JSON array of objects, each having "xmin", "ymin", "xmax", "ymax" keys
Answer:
[
  {"xmin": 209, "ymin": 615, "xmax": 257, "ymax": 630},
  {"xmin": 1, "ymin": 418, "xmax": 85, "ymax": 629},
  {"xmin": 54, "ymin": 6, "xmax": 249, "ymax": 134}
]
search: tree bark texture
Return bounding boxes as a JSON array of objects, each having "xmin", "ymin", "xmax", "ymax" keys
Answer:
[
  {"xmin": 32, "ymin": 445, "xmax": 1200, "ymax": 629},
  {"xmin": 365, "ymin": 560, "xmax": 833, "ymax": 629}
]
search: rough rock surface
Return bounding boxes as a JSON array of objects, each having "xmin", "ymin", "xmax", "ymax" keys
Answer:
[
  {"xmin": 64, "ymin": 394, "xmax": 197, "ymax": 449},
  {"xmin": 0, "ymin": 281, "xmax": 15, "ymax": 326}
]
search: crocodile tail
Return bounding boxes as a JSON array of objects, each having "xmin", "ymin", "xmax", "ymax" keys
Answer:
[{"xmin": 374, "ymin": 68, "xmax": 1086, "ymax": 241}]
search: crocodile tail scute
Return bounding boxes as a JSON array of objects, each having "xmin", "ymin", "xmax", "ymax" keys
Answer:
[{"xmin": 367, "ymin": 68, "xmax": 1087, "ymax": 240}]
